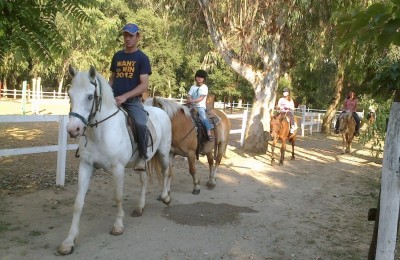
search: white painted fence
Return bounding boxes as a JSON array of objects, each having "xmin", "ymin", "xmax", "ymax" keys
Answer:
[
  {"xmin": 0, "ymin": 115, "xmax": 78, "ymax": 186},
  {"xmin": 0, "ymin": 106, "xmax": 364, "ymax": 187},
  {"xmin": 0, "ymin": 110, "xmax": 248, "ymax": 186},
  {"xmin": 295, "ymin": 105, "xmax": 364, "ymax": 137}
]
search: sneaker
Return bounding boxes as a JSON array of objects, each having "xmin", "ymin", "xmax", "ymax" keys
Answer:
[
  {"xmin": 134, "ymin": 157, "xmax": 147, "ymax": 171},
  {"xmin": 334, "ymin": 129, "xmax": 339, "ymax": 134},
  {"xmin": 354, "ymin": 131, "xmax": 360, "ymax": 137}
]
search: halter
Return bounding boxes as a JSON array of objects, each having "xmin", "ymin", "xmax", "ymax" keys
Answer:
[{"xmin": 69, "ymin": 76, "xmax": 119, "ymax": 128}]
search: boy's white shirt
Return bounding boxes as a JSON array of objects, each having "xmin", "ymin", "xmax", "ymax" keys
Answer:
[{"xmin": 188, "ymin": 84, "xmax": 208, "ymax": 108}]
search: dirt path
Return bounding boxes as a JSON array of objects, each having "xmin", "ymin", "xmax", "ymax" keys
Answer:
[{"xmin": 0, "ymin": 112, "xmax": 384, "ymax": 259}]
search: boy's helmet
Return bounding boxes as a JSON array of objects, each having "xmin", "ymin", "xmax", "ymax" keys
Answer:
[
  {"xmin": 283, "ymin": 87, "xmax": 290, "ymax": 93},
  {"xmin": 195, "ymin": 70, "xmax": 207, "ymax": 80}
]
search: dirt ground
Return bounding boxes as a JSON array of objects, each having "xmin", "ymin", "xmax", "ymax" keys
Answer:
[{"xmin": 0, "ymin": 99, "xmax": 385, "ymax": 259}]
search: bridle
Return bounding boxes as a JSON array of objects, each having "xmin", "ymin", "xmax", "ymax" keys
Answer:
[{"xmin": 69, "ymin": 76, "xmax": 120, "ymax": 129}]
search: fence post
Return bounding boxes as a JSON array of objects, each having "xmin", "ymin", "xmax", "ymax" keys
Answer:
[
  {"xmin": 22, "ymin": 81, "xmax": 27, "ymax": 115},
  {"xmin": 301, "ymin": 105, "xmax": 306, "ymax": 137},
  {"xmin": 56, "ymin": 115, "xmax": 68, "ymax": 186}
]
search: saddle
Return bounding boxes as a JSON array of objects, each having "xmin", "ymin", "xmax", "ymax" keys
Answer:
[
  {"xmin": 120, "ymin": 108, "xmax": 156, "ymax": 156},
  {"xmin": 188, "ymin": 106, "xmax": 221, "ymax": 159}
]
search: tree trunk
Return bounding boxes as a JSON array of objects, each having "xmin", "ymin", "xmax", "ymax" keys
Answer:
[
  {"xmin": 321, "ymin": 62, "xmax": 344, "ymax": 134},
  {"xmin": 243, "ymin": 82, "xmax": 277, "ymax": 153},
  {"xmin": 198, "ymin": 0, "xmax": 282, "ymax": 152}
]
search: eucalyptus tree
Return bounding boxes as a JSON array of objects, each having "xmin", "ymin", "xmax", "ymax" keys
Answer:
[
  {"xmin": 0, "ymin": 0, "xmax": 94, "ymax": 86},
  {"xmin": 196, "ymin": 0, "xmax": 297, "ymax": 152}
]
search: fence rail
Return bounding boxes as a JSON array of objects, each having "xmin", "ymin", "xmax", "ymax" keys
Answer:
[
  {"xmin": 0, "ymin": 109, "xmax": 248, "ymax": 186},
  {"xmin": 0, "ymin": 115, "xmax": 78, "ymax": 186}
]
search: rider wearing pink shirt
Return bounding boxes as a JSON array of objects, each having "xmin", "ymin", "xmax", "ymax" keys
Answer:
[{"xmin": 334, "ymin": 90, "xmax": 361, "ymax": 136}]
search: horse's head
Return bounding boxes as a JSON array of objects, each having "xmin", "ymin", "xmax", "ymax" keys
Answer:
[
  {"xmin": 339, "ymin": 112, "xmax": 353, "ymax": 133},
  {"xmin": 67, "ymin": 65, "xmax": 113, "ymax": 138},
  {"xmin": 270, "ymin": 114, "xmax": 282, "ymax": 139}
]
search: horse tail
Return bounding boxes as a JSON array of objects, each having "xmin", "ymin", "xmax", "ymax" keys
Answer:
[{"xmin": 148, "ymin": 152, "xmax": 172, "ymax": 185}]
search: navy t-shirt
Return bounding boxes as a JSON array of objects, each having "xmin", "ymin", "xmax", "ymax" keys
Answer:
[{"xmin": 110, "ymin": 49, "xmax": 152, "ymax": 97}]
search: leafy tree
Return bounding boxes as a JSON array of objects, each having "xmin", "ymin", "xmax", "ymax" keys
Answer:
[{"xmin": 337, "ymin": 1, "xmax": 400, "ymax": 258}]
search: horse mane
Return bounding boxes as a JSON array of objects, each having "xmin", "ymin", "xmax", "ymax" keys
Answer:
[
  {"xmin": 144, "ymin": 97, "xmax": 190, "ymax": 119},
  {"xmin": 95, "ymin": 72, "xmax": 116, "ymax": 107}
]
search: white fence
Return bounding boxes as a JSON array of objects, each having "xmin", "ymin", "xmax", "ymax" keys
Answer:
[
  {"xmin": 295, "ymin": 106, "xmax": 364, "ymax": 137},
  {"xmin": 0, "ymin": 115, "xmax": 78, "ymax": 186},
  {"xmin": 0, "ymin": 110, "xmax": 248, "ymax": 186},
  {"xmin": 0, "ymin": 104, "xmax": 365, "ymax": 187}
]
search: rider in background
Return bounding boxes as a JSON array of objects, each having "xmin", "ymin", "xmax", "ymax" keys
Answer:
[
  {"xmin": 334, "ymin": 90, "xmax": 361, "ymax": 136},
  {"xmin": 276, "ymin": 88, "xmax": 297, "ymax": 135},
  {"xmin": 186, "ymin": 69, "xmax": 214, "ymax": 141}
]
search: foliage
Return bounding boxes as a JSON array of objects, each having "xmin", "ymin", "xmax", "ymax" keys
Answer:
[
  {"xmin": 337, "ymin": 0, "xmax": 400, "ymax": 153},
  {"xmin": 358, "ymin": 93, "xmax": 392, "ymax": 157},
  {"xmin": 0, "ymin": 0, "xmax": 94, "ymax": 64}
]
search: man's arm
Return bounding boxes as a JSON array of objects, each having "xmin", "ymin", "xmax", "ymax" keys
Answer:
[{"xmin": 115, "ymin": 74, "xmax": 149, "ymax": 106}]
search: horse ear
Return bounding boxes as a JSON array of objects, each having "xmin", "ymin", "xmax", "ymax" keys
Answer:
[
  {"xmin": 89, "ymin": 66, "xmax": 96, "ymax": 80},
  {"xmin": 68, "ymin": 64, "xmax": 76, "ymax": 77}
]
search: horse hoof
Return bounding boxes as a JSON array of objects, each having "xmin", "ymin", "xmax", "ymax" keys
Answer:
[
  {"xmin": 131, "ymin": 210, "xmax": 143, "ymax": 217},
  {"xmin": 110, "ymin": 226, "xmax": 124, "ymax": 236},
  {"xmin": 291, "ymin": 157, "xmax": 295, "ymax": 160},
  {"xmin": 192, "ymin": 189, "xmax": 200, "ymax": 195},
  {"xmin": 57, "ymin": 245, "xmax": 74, "ymax": 255},
  {"xmin": 279, "ymin": 162, "xmax": 283, "ymax": 166},
  {"xmin": 206, "ymin": 182, "xmax": 216, "ymax": 190},
  {"xmin": 162, "ymin": 195, "xmax": 171, "ymax": 205}
]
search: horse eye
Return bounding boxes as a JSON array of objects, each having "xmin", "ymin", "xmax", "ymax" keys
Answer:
[{"xmin": 88, "ymin": 95, "xmax": 94, "ymax": 100}]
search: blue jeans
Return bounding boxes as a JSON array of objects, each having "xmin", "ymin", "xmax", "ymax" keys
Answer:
[
  {"xmin": 123, "ymin": 98, "xmax": 148, "ymax": 159},
  {"xmin": 197, "ymin": 107, "xmax": 212, "ymax": 132}
]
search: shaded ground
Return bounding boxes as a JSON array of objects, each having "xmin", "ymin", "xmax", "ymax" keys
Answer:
[{"xmin": 0, "ymin": 99, "xmax": 386, "ymax": 259}]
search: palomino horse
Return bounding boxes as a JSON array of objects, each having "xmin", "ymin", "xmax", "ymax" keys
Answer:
[
  {"xmin": 58, "ymin": 66, "xmax": 172, "ymax": 255},
  {"xmin": 338, "ymin": 112, "xmax": 356, "ymax": 153},
  {"xmin": 145, "ymin": 97, "xmax": 231, "ymax": 194},
  {"xmin": 269, "ymin": 113, "xmax": 297, "ymax": 166}
]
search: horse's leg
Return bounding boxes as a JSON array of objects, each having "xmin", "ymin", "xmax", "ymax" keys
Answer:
[
  {"xmin": 279, "ymin": 139, "xmax": 286, "ymax": 166},
  {"xmin": 158, "ymin": 153, "xmax": 172, "ymax": 204},
  {"xmin": 290, "ymin": 138, "xmax": 295, "ymax": 160},
  {"xmin": 271, "ymin": 138, "xmax": 276, "ymax": 166},
  {"xmin": 131, "ymin": 170, "xmax": 147, "ymax": 217},
  {"xmin": 342, "ymin": 134, "xmax": 346, "ymax": 153},
  {"xmin": 206, "ymin": 152, "xmax": 216, "ymax": 189},
  {"xmin": 58, "ymin": 162, "xmax": 93, "ymax": 255},
  {"xmin": 110, "ymin": 164, "xmax": 125, "ymax": 235},
  {"xmin": 188, "ymin": 152, "xmax": 201, "ymax": 195}
]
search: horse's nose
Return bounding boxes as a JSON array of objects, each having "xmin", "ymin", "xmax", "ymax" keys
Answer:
[{"xmin": 67, "ymin": 125, "xmax": 81, "ymax": 138}]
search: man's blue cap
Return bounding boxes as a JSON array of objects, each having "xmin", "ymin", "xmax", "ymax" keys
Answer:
[{"xmin": 122, "ymin": 23, "xmax": 140, "ymax": 35}]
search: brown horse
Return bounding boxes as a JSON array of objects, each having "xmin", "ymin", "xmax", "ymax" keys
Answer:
[
  {"xmin": 145, "ymin": 97, "xmax": 231, "ymax": 194},
  {"xmin": 269, "ymin": 113, "xmax": 297, "ymax": 166},
  {"xmin": 338, "ymin": 112, "xmax": 356, "ymax": 153}
]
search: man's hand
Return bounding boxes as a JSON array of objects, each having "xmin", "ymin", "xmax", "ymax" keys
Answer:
[{"xmin": 115, "ymin": 95, "xmax": 127, "ymax": 106}]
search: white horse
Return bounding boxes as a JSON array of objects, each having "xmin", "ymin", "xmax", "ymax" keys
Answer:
[{"xmin": 58, "ymin": 66, "xmax": 172, "ymax": 255}]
